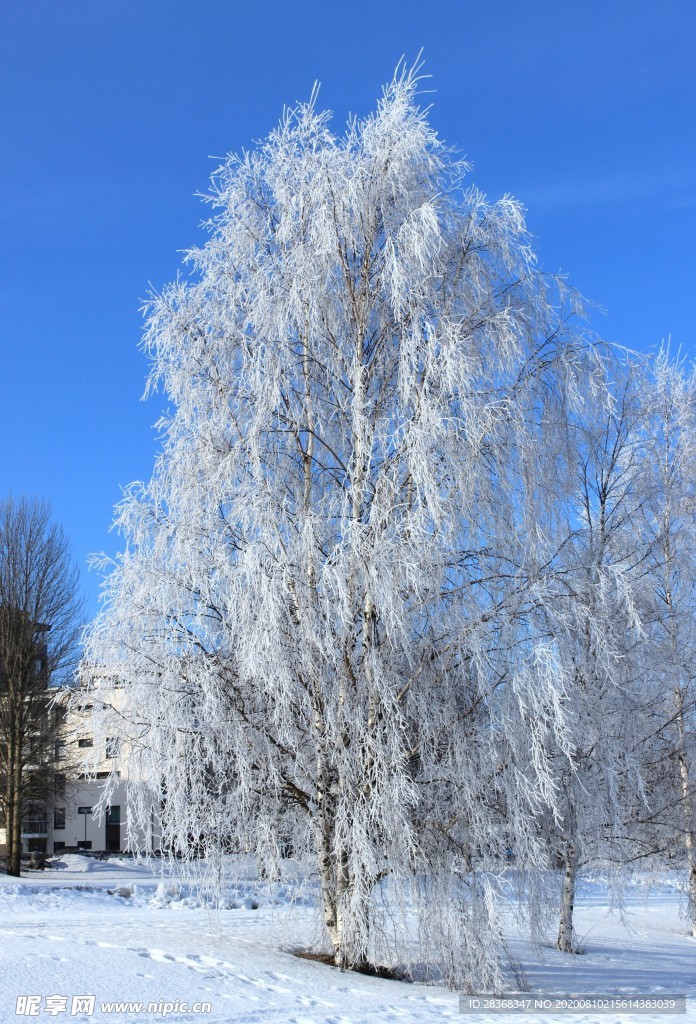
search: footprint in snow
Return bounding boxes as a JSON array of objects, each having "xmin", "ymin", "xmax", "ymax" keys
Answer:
[
  {"xmin": 132, "ymin": 947, "xmax": 174, "ymax": 963},
  {"xmin": 148, "ymin": 949, "xmax": 177, "ymax": 963},
  {"xmin": 298, "ymin": 994, "xmax": 336, "ymax": 1008},
  {"xmin": 173, "ymin": 955, "xmax": 209, "ymax": 973}
]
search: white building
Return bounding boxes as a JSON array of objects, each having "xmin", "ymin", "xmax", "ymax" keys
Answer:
[
  {"xmin": 0, "ymin": 680, "xmax": 159, "ymax": 859},
  {"xmin": 50, "ymin": 724, "xmax": 129, "ymax": 854},
  {"xmin": 48, "ymin": 681, "xmax": 159, "ymax": 855}
]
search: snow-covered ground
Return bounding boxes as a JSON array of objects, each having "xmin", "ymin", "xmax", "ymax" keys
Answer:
[{"xmin": 0, "ymin": 856, "xmax": 694, "ymax": 1023}]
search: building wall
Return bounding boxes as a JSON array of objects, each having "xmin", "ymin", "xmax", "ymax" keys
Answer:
[
  {"xmin": 2, "ymin": 669, "xmax": 160, "ymax": 860},
  {"xmin": 49, "ymin": 777, "xmax": 149, "ymax": 854},
  {"xmin": 48, "ymin": 681, "xmax": 160, "ymax": 855}
]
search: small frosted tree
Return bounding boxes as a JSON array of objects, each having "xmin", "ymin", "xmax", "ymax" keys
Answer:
[
  {"xmin": 638, "ymin": 351, "xmax": 696, "ymax": 934},
  {"xmin": 85, "ymin": 67, "xmax": 608, "ymax": 989},
  {"xmin": 537, "ymin": 365, "xmax": 653, "ymax": 952}
]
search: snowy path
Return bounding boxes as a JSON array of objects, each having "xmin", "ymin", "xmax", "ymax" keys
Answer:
[{"xmin": 0, "ymin": 860, "xmax": 694, "ymax": 1023}]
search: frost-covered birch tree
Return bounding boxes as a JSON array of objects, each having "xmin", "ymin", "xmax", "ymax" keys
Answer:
[
  {"xmin": 84, "ymin": 67, "xmax": 609, "ymax": 989},
  {"xmin": 537, "ymin": 366, "xmax": 651, "ymax": 952},
  {"xmin": 638, "ymin": 351, "xmax": 696, "ymax": 934}
]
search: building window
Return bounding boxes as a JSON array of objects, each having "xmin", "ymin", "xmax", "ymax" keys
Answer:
[
  {"xmin": 53, "ymin": 841, "xmax": 65, "ymax": 853},
  {"xmin": 105, "ymin": 805, "xmax": 121, "ymax": 852},
  {"xmin": 105, "ymin": 737, "xmax": 121, "ymax": 760},
  {"xmin": 54, "ymin": 774, "xmax": 66, "ymax": 798},
  {"xmin": 54, "ymin": 740, "xmax": 65, "ymax": 761},
  {"xmin": 77, "ymin": 840, "xmax": 92, "ymax": 851},
  {"xmin": 78, "ymin": 737, "xmax": 93, "ymax": 748},
  {"xmin": 106, "ymin": 805, "xmax": 121, "ymax": 825},
  {"xmin": 53, "ymin": 808, "xmax": 66, "ymax": 830}
]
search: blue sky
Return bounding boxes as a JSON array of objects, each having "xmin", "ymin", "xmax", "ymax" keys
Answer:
[{"xmin": 1, "ymin": 0, "xmax": 694, "ymax": 616}]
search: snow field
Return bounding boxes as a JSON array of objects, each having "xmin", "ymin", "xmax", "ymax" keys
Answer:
[{"xmin": 0, "ymin": 858, "xmax": 694, "ymax": 1024}]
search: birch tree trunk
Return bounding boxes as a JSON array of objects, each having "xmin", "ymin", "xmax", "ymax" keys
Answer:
[
  {"xmin": 675, "ymin": 690, "xmax": 696, "ymax": 937},
  {"xmin": 557, "ymin": 839, "xmax": 577, "ymax": 953}
]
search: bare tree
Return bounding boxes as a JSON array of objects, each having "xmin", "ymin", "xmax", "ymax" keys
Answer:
[{"xmin": 0, "ymin": 496, "xmax": 83, "ymax": 875}]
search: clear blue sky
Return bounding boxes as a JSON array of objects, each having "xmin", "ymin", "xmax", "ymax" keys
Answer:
[{"xmin": 1, "ymin": 0, "xmax": 694, "ymax": 616}]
